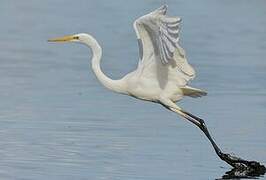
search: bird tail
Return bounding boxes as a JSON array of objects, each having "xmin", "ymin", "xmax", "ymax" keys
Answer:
[{"xmin": 181, "ymin": 86, "xmax": 207, "ymax": 98}]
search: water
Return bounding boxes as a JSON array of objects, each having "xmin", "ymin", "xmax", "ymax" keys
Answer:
[{"xmin": 0, "ymin": 0, "xmax": 266, "ymax": 179}]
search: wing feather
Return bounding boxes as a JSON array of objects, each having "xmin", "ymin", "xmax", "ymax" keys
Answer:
[
  {"xmin": 133, "ymin": 5, "xmax": 195, "ymax": 83},
  {"xmin": 158, "ymin": 16, "xmax": 181, "ymax": 64}
]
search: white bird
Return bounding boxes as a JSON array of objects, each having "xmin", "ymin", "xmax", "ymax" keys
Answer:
[{"xmin": 49, "ymin": 5, "xmax": 264, "ymax": 170}]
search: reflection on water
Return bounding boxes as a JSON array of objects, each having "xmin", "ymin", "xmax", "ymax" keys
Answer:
[{"xmin": 0, "ymin": 0, "xmax": 266, "ymax": 179}]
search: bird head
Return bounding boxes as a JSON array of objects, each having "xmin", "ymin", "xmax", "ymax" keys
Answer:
[{"xmin": 48, "ymin": 33, "xmax": 92, "ymax": 44}]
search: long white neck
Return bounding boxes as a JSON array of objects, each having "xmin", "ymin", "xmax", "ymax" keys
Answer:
[{"xmin": 82, "ymin": 35, "xmax": 125, "ymax": 94}]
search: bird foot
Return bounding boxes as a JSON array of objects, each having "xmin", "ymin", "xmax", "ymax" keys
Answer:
[{"xmin": 218, "ymin": 152, "xmax": 266, "ymax": 179}]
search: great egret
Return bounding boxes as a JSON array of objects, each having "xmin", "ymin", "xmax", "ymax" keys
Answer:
[{"xmin": 49, "ymin": 5, "xmax": 265, "ymax": 172}]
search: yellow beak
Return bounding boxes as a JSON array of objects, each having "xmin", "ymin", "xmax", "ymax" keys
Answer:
[{"xmin": 48, "ymin": 35, "xmax": 75, "ymax": 42}]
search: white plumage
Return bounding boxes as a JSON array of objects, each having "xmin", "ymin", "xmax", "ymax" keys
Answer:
[
  {"xmin": 48, "ymin": 4, "xmax": 206, "ymax": 112},
  {"xmin": 126, "ymin": 5, "xmax": 205, "ymax": 106}
]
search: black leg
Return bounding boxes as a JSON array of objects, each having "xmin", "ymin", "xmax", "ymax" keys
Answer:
[{"xmin": 180, "ymin": 110, "xmax": 266, "ymax": 172}]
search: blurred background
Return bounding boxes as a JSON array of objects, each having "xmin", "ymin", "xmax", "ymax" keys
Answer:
[{"xmin": 0, "ymin": 0, "xmax": 266, "ymax": 179}]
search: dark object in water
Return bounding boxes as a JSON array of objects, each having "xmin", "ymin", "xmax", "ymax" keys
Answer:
[
  {"xmin": 221, "ymin": 163, "xmax": 266, "ymax": 179},
  {"xmin": 219, "ymin": 152, "xmax": 266, "ymax": 172}
]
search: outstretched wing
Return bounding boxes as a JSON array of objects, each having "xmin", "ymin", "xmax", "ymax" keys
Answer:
[{"xmin": 134, "ymin": 5, "xmax": 195, "ymax": 84}]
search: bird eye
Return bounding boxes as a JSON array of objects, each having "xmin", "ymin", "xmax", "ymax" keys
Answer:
[{"xmin": 73, "ymin": 36, "xmax": 79, "ymax": 39}]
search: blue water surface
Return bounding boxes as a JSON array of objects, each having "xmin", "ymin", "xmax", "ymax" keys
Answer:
[{"xmin": 0, "ymin": 0, "xmax": 266, "ymax": 179}]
